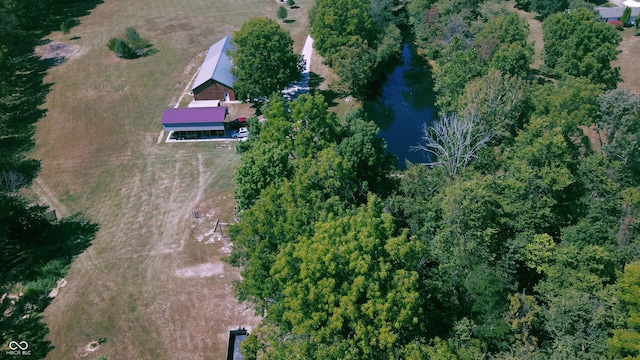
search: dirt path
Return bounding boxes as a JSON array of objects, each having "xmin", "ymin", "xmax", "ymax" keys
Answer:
[
  {"xmin": 282, "ymin": 35, "xmax": 314, "ymax": 100},
  {"xmin": 301, "ymin": 34, "xmax": 313, "ymax": 73}
]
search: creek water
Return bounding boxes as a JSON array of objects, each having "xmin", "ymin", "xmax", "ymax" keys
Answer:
[{"xmin": 363, "ymin": 43, "xmax": 437, "ymax": 169}]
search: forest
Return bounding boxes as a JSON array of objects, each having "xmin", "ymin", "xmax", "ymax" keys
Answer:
[
  {"xmin": 0, "ymin": 0, "xmax": 100, "ymax": 357},
  {"xmin": 231, "ymin": 0, "xmax": 640, "ymax": 359}
]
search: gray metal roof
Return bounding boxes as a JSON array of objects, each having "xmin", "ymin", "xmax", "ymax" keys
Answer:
[
  {"xmin": 192, "ymin": 36, "xmax": 236, "ymax": 92},
  {"xmin": 596, "ymin": 6, "xmax": 640, "ymax": 19}
]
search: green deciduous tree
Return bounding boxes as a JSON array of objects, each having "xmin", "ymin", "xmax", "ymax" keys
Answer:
[
  {"xmin": 338, "ymin": 114, "xmax": 397, "ymax": 200},
  {"xmin": 230, "ymin": 17, "xmax": 304, "ymax": 100},
  {"xmin": 475, "ymin": 13, "xmax": 530, "ymax": 46},
  {"xmin": 490, "ymin": 42, "xmax": 534, "ymax": 78},
  {"xmin": 500, "ymin": 114, "xmax": 579, "ymax": 235},
  {"xmin": 609, "ymin": 262, "xmax": 640, "ymax": 359},
  {"xmin": 407, "ymin": 3, "xmax": 444, "ymax": 58},
  {"xmin": 459, "ymin": 69, "xmax": 529, "ymax": 142},
  {"xmin": 0, "ymin": 194, "xmax": 99, "ymax": 358},
  {"xmin": 329, "ymin": 37, "xmax": 377, "ymax": 97},
  {"xmin": 287, "ymin": 0, "xmax": 295, "ymax": 8},
  {"xmin": 595, "ymin": 89, "xmax": 640, "ymax": 179},
  {"xmin": 434, "ymin": 37, "xmax": 487, "ymax": 111},
  {"xmin": 543, "ymin": 8, "xmax": 622, "ymax": 89},
  {"xmin": 531, "ymin": 0, "xmax": 568, "ymax": 19},
  {"xmin": 309, "ymin": 0, "xmax": 399, "ymax": 96},
  {"xmin": 234, "ymin": 141, "xmax": 292, "ymax": 211},
  {"xmin": 533, "ymin": 243, "xmax": 620, "ymax": 359},
  {"xmin": 266, "ymin": 195, "xmax": 427, "ymax": 359},
  {"xmin": 288, "ymin": 93, "xmax": 342, "ymax": 159},
  {"xmin": 230, "ymin": 94, "xmax": 398, "ymax": 317},
  {"xmin": 531, "ymin": 76, "xmax": 603, "ymax": 147},
  {"xmin": 309, "ymin": 0, "xmax": 378, "ymax": 61}
]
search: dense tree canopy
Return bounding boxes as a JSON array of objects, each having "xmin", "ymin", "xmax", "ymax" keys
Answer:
[
  {"xmin": 230, "ymin": 94, "xmax": 396, "ymax": 315},
  {"xmin": 265, "ymin": 197, "xmax": 427, "ymax": 359},
  {"xmin": 595, "ymin": 89, "xmax": 640, "ymax": 178},
  {"xmin": 459, "ymin": 69, "xmax": 529, "ymax": 142},
  {"xmin": 531, "ymin": 0, "xmax": 568, "ymax": 19},
  {"xmin": 543, "ymin": 8, "xmax": 622, "ymax": 89},
  {"xmin": 233, "ymin": 1, "xmax": 640, "ymax": 358},
  {"xmin": 230, "ymin": 17, "xmax": 304, "ymax": 101},
  {"xmin": 309, "ymin": 0, "xmax": 401, "ymax": 96}
]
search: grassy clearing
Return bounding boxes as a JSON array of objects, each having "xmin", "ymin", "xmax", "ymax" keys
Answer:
[
  {"xmin": 30, "ymin": 0, "xmax": 313, "ymax": 358},
  {"xmin": 505, "ymin": 1, "xmax": 544, "ymax": 70},
  {"xmin": 614, "ymin": 27, "xmax": 640, "ymax": 94}
]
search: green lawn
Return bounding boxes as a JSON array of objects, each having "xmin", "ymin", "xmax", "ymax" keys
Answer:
[{"xmin": 31, "ymin": 0, "xmax": 314, "ymax": 358}]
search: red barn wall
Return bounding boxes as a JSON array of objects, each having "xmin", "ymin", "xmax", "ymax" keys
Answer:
[{"xmin": 194, "ymin": 81, "xmax": 236, "ymax": 101}]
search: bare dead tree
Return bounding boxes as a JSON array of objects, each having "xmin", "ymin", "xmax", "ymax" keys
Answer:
[
  {"xmin": 411, "ymin": 113, "xmax": 491, "ymax": 177},
  {"xmin": 0, "ymin": 170, "xmax": 27, "ymax": 193}
]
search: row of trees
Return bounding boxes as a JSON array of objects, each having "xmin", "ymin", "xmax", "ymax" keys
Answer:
[
  {"xmin": 230, "ymin": 94, "xmax": 403, "ymax": 357},
  {"xmin": 230, "ymin": 0, "xmax": 640, "ymax": 358},
  {"xmin": 0, "ymin": 0, "xmax": 99, "ymax": 357}
]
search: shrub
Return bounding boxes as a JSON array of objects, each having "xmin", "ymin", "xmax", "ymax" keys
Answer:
[
  {"xmin": 515, "ymin": 0, "xmax": 530, "ymax": 10},
  {"xmin": 621, "ymin": 7, "xmax": 631, "ymax": 25},
  {"xmin": 607, "ymin": 19, "xmax": 624, "ymax": 30},
  {"xmin": 107, "ymin": 37, "xmax": 134, "ymax": 58},
  {"xmin": 287, "ymin": 0, "xmax": 295, "ymax": 7},
  {"xmin": 107, "ymin": 28, "xmax": 154, "ymax": 59},
  {"xmin": 60, "ymin": 21, "xmax": 70, "ymax": 37},
  {"xmin": 277, "ymin": 6, "xmax": 288, "ymax": 20}
]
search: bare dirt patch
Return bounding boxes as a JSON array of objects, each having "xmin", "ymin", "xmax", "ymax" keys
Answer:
[
  {"xmin": 35, "ymin": 41, "xmax": 84, "ymax": 65},
  {"xmin": 75, "ymin": 341, "xmax": 101, "ymax": 358},
  {"xmin": 48, "ymin": 278, "xmax": 67, "ymax": 299},
  {"xmin": 175, "ymin": 262, "xmax": 224, "ymax": 278}
]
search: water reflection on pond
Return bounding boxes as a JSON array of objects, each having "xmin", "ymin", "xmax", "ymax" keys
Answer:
[{"xmin": 363, "ymin": 43, "xmax": 436, "ymax": 169}]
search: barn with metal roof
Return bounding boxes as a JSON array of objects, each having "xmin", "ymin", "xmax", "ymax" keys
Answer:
[{"xmin": 192, "ymin": 36, "xmax": 237, "ymax": 102}]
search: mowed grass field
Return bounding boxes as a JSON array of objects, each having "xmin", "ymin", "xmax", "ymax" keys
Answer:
[
  {"xmin": 30, "ymin": 0, "xmax": 313, "ymax": 359},
  {"xmin": 614, "ymin": 27, "xmax": 640, "ymax": 94}
]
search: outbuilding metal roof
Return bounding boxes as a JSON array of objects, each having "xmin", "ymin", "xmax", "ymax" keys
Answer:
[
  {"xmin": 161, "ymin": 107, "xmax": 228, "ymax": 125},
  {"xmin": 192, "ymin": 36, "xmax": 236, "ymax": 92}
]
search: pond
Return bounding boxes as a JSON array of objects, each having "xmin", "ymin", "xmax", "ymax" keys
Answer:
[{"xmin": 363, "ymin": 43, "xmax": 437, "ymax": 169}]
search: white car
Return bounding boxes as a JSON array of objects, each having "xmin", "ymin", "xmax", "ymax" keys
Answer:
[{"xmin": 232, "ymin": 127, "xmax": 249, "ymax": 139}]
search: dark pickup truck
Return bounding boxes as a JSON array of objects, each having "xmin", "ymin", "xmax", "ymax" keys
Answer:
[{"xmin": 225, "ymin": 117, "xmax": 247, "ymax": 131}]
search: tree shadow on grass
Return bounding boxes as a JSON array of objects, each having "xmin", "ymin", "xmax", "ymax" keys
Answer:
[
  {"xmin": 308, "ymin": 72, "xmax": 324, "ymax": 92},
  {"xmin": 0, "ymin": 194, "xmax": 99, "ymax": 359},
  {"xmin": 283, "ymin": 19, "xmax": 295, "ymax": 24},
  {"xmin": 307, "ymin": 72, "xmax": 341, "ymax": 107},
  {"xmin": 317, "ymin": 89, "xmax": 341, "ymax": 107}
]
